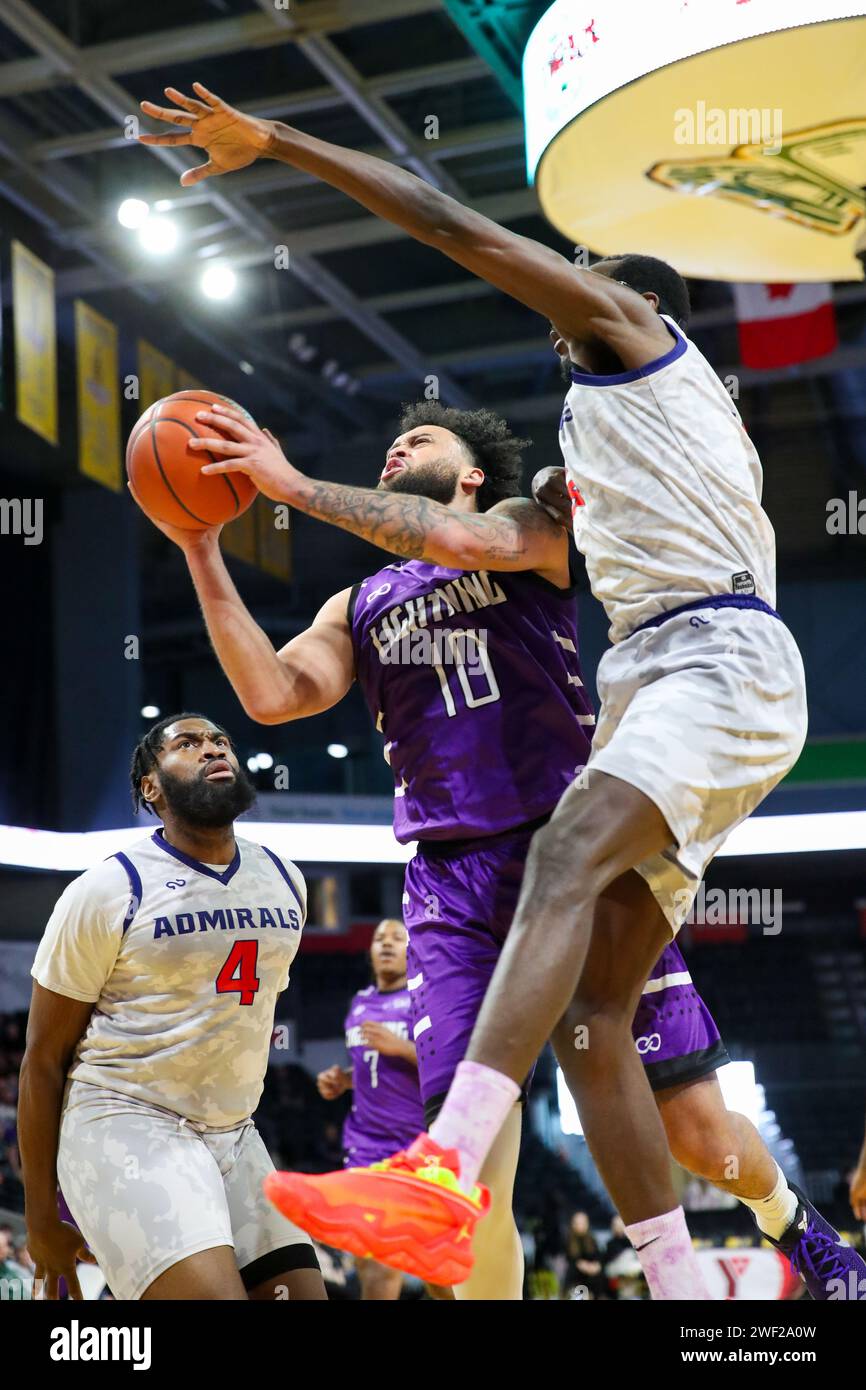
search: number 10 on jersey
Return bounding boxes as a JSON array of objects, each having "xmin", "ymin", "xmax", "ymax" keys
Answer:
[{"xmin": 433, "ymin": 629, "xmax": 501, "ymax": 718}]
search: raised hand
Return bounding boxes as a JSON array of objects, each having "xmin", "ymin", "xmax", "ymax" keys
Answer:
[
  {"xmin": 191, "ymin": 403, "xmax": 300, "ymax": 503},
  {"xmin": 317, "ymin": 1065, "xmax": 350, "ymax": 1100},
  {"xmin": 360, "ymin": 1022, "xmax": 405, "ymax": 1057},
  {"xmin": 127, "ymin": 478, "xmax": 224, "ymax": 553},
  {"xmin": 138, "ymin": 83, "xmax": 274, "ymax": 186}
]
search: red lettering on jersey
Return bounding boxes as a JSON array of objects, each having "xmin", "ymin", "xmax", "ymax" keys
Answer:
[{"xmin": 567, "ymin": 478, "xmax": 586, "ymax": 516}]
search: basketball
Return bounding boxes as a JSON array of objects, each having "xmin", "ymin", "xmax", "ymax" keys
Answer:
[{"xmin": 126, "ymin": 389, "xmax": 259, "ymax": 529}]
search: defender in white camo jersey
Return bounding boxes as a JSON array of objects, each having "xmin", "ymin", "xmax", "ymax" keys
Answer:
[{"xmin": 18, "ymin": 713, "xmax": 324, "ymax": 1302}]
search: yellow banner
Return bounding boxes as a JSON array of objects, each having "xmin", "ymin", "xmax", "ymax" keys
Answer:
[
  {"xmin": 138, "ymin": 338, "xmax": 176, "ymax": 410},
  {"xmin": 221, "ymin": 496, "xmax": 258, "ymax": 566},
  {"xmin": 12, "ymin": 241, "xmax": 58, "ymax": 444},
  {"xmin": 257, "ymin": 500, "xmax": 292, "ymax": 582},
  {"xmin": 75, "ymin": 300, "xmax": 122, "ymax": 492}
]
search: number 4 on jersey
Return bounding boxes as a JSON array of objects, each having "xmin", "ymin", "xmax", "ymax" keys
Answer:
[{"xmin": 216, "ymin": 940, "xmax": 260, "ymax": 1006}]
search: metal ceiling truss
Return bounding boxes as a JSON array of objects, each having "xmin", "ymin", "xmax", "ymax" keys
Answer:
[{"xmin": 0, "ymin": 0, "xmax": 479, "ymax": 409}]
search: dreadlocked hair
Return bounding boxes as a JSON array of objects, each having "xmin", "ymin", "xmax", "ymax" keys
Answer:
[
  {"xmin": 130, "ymin": 711, "xmax": 230, "ymax": 816},
  {"xmin": 397, "ymin": 400, "xmax": 530, "ymax": 512}
]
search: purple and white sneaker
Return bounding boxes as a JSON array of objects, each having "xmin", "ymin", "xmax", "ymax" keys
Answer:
[{"xmin": 769, "ymin": 1186, "xmax": 866, "ymax": 1300}]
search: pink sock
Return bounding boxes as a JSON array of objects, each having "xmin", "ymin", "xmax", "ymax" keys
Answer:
[
  {"xmin": 429, "ymin": 1060, "xmax": 520, "ymax": 1191},
  {"xmin": 626, "ymin": 1206, "xmax": 712, "ymax": 1300}
]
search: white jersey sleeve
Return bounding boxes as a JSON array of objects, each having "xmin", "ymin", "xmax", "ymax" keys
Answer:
[{"xmin": 31, "ymin": 858, "xmax": 131, "ymax": 1003}]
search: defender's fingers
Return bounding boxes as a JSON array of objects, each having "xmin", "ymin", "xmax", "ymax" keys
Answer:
[
  {"xmin": 192, "ymin": 82, "xmax": 230, "ymax": 110},
  {"xmin": 140, "ymin": 99, "xmax": 193, "ymax": 126},
  {"xmin": 138, "ymin": 132, "xmax": 193, "ymax": 148},
  {"xmin": 164, "ymin": 86, "xmax": 211, "ymax": 116},
  {"xmin": 180, "ymin": 160, "xmax": 220, "ymax": 186}
]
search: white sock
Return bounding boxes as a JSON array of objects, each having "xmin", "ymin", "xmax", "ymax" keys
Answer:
[
  {"xmin": 429, "ymin": 1060, "xmax": 520, "ymax": 1192},
  {"xmin": 738, "ymin": 1162, "xmax": 799, "ymax": 1240},
  {"xmin": 626, "ymin": 1206, "xmax": 712, "ymax": 1300}
]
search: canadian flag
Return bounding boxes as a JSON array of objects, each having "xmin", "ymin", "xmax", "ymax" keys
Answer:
[{"xmin": 732, "ymin": 283, "xmax": 838, "ymax": 369}]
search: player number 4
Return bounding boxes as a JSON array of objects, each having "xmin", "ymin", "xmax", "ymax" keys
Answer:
[{"xmin": 215, "ymin": 940, "xmax": 260, "ymax": 1006}]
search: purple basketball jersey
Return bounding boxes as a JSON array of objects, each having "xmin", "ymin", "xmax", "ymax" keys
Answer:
[
  {"xmin": 341, "ymin": 985, "xmax": 425, "ymax": 1166},
  {"xmin": 350, "ymin": 561, "xmax": 595, "ymax": 841}
]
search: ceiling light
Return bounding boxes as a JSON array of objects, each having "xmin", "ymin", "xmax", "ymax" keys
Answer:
[
  {"xmin": 138, "ymin": 216, "xmax": 178, "ymax": 255},
  {"xmin": 201, "ymin": 264, "xmax": 237, "ymax": 300},
  {"xmin": 117, "ymin": 198, "xmax": 150, "ymax": 229}
]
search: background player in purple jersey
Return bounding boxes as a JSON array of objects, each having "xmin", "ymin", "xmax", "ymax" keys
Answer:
[
  {"xmin": 132, "ymin": 390, "xmax": 840, "ymax": 1299},
  {"xmin": 317, "ymin": 918, "xmax": 439, "ymax": 1301}
]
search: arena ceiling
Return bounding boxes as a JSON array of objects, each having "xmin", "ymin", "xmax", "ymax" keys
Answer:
[{"xmin": 0, "ymin": 0, "xmax": 864, "ymax": 638}]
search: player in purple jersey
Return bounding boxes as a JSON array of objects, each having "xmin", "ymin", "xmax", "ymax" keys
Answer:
[{"xmin": 317, "ymin": 919, "xmax": 434, "ymax": 1300}]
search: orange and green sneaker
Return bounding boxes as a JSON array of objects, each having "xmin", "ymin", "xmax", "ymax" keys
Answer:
[{"xmin": 263, "ymin": 1133, "xmax": 490, "ymax": 1285}]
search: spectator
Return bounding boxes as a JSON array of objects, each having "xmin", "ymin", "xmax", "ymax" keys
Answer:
[{"xmin": 563, "ymin": 1210, "xmax": 606, "ymax": 1300}]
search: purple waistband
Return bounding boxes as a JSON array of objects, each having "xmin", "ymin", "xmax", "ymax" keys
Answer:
[{"xmin": 630, "ymin": 594, "xmax": 781, "ymax": 637}]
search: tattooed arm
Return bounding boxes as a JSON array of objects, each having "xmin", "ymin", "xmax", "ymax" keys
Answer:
[{"xmin": 190, "ymin": 405, "xmax": 569, "ymax": 583}]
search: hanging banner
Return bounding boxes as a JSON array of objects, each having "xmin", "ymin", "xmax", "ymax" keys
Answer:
[
  {"xmin": 137, "ymin": 338, "xmax": 176, "ymax": 410},
  {"xmin": 75, "ymin": 300, "xmax": 122, "ymax": 492},
  {"xmin": 256, "ymin": 500, "xmax": 292, "ymax": 582},
  {"xmin": 12, "ymin": 240, "xmax": 58, "ymax": 444}
]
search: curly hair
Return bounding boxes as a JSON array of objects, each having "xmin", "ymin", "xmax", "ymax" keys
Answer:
[
  {"xmin": 397, "ymin": 400, "xmax": 530, "ymax": 512},
  {"xmin": 130, "ymin": 712, "xmax": 230, "ymax": 816}
]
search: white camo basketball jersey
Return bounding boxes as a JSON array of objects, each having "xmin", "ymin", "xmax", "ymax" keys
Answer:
[
  {"xmin": 559, "ymin": 317, "xmax": 777, "ymax": 644},
  {"xmin": 32, "ymin": 830, "xmax": 306, "ymax": 1126}
]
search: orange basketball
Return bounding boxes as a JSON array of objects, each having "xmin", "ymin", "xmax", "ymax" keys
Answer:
[{"xmin": 126, "ymin": 390, "xmax": 259, "ymax": 530}]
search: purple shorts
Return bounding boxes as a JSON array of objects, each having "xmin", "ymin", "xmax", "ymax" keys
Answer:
[{"xmin": 403, "ymin": 818, "xmax": 728, "ymax": 1123}]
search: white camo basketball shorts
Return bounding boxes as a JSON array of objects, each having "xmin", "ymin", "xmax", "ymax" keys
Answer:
[
  {"xmin": 57, "ymin": 1078, "xmax": 314, "ymax": 1300},
  {"xmin": 585, "ymin": 606, "xmax": 808, "ymax": 933}
]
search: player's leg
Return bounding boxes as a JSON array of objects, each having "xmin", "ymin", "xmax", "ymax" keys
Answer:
[
  {"xmin": 546, "ymin": 865, "xmax": 682, "ymax": 1223},
  {"xmin": 656, "ymin": 1073, "xmax": 778, "ymax": 1199},
  {"xmin": 57, "ymin": 1082, "xmax": 242, "ymax": 1301},
  {"xmin": 141, "ymin": 1246, "xmax": 247, "ymax": 1300},
  {"xmin": 657, "ymin": 1073, "xmax": 866, "ymax": 1299},
  {"xmin": 461, "ymin": 772, "xmax": 671, "ymax": 1090},
  {"xmin": 406, "ymin": 842, "xmax": 527, "ymax": 1300},
  {"xmin": 456, "ymin": 1104, "xmax": 523, "ymax": 1301},
  {"xmin": 220, "ymin": 1121, "xmax": 327, "ymax": 1300},
  {"xmin": 354, "ymin": 1256, "xmax": 404, "ymax": 1300}
]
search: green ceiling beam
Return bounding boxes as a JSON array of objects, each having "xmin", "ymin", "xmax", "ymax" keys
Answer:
[{"xmin": 441, "ymin": 0, "xmax": 548, "ymax": 110}]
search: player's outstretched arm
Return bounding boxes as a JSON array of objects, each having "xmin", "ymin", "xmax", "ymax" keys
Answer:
[
  {"xmin": 138, "ymin": 85, "xmax": 668, "ymax": 358},
  {"xmin": 188, "ymin": 540, "xmax": 355, "ymax": 724},
  {"xmin": 190, "ymin": 405, "xmax": 568, "ymax": 581}
]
